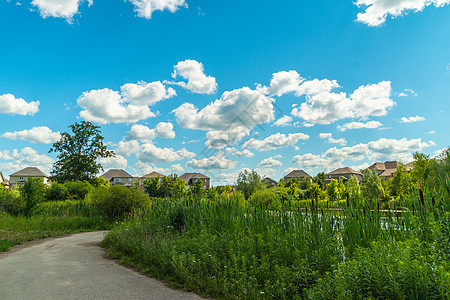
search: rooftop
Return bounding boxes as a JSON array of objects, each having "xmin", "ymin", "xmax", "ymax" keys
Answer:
[
  {"xmin": 10, "ymin": 167, "xmax": 49, "ymax": 178},
  {"xmin": 100, "ymin": 169, "xmax": 133, "ymax": 180},
  {"xmin": 327, "ymin": 167, "xmax": 362, "ymax": 176}
]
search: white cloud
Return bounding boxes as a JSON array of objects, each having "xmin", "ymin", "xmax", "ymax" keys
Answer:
[
  {"xmin": 243, "ymin": 132, "xmax": 309, "ymax": 151},
  {"xmin": 98, "ymin": 155, "xmax": 128, "ymax": 171},
  {"xmin": 272, "ymin": 115, "xmax": 293, "ymax": 127},
  {"xmin": 0, "ymin": 93, "xmax": 39, "ymax": 116},
  {"xmin": 258, "ymin": 156, "xmax": 283, "ymax": 168},
  {"xmin": 125, "ymin": 122, "xmax": 175, "ymax": 142},
  {"xmin": 319, "ymin": 132, "xmax": 347, "ymax": 146},
  {"xmin": 233, "ymin": 149, "xmax": 254, "ymax": 157},
  {"xmin": 168, "ymin": 59, "xmax": 217, "ymax": 94},
  {"xmin": 291, "ymin": 81, "xmax": 393, "ymax": 125},
  {"xmin": 296, "ymin": 78, "xmax": 340, "ymax": 96},
  {"xmin": 127, "ymin": 0, "xmax": 187, "ymax": 19},
  {"xmin": 173, "ymin": 87, "xmax": 275, "ymax": 148},
  {"xmin": 400, "ymin": 115, "xmax": 425, "ymax": 123},
  {"xmin": 139, "ymin": 143, "xmax": 195, "ymax": 163},
  {"xmin": 355, "ymin": 0, "xmax": 450, "ymax": 27},
  {"xmin": 338, "ymin": 120, "xmax": 383, "ymax": 131},
  {"xmin": 215, "ymin": 168, "xmax": 250, "ymax": 185},
  {"xmin": 170, "ymin": 163, "xmax": 184, "ymax": 172},
  {"xmin": 115, "ymin": 140, "xmax": 141, "ymax": 157},
  {"xmin": 292, "ymin": 137, "xmax": 435, "ymax": 171},
  {"xmin": 186, "ymin": 152, "xmax": 236, "ymax": 170},
  {"xmin": 1, "ymin": 126, "xmax": 61, "ymax": 144},
  {"xmin": 397, "ymin": 88, "xmax": 416, "ymax": 97},
  {"xmin": 78, "ymin": 81, "xmax": 175, "ymax": 124},
  {"xmin": 31, "ymin": 0, "xmax": 92, "ymax": 21},
  {"xmin": 264, "ymin": 70, "xmax": 304, "ymax": 97},
  {"xmin": 0, "ymin": 147, "xmax": 54, "ymax": 175}
]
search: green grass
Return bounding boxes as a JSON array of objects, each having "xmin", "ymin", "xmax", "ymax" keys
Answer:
[
  {"xmin": 103, "ymin": 190, "xmax": 449, "ymax": 299},
  {"xmin": 0, "ymin": 212, "xmax": 110, "ymax": 252}
]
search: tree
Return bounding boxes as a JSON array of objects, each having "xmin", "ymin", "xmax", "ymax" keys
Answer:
[
  {"xmin": 21, "ymin": 178, "xmax": 46, "ymax": 216},
  {"xmin": 236, "ymin": 170, "xmax": 266, "ymax": 199},
  {"xmin": 49, "ymin": 121, "xmax": 114, "ymax": 183},
  {"xmin": 143, "ymin": 176, "xmax": 161, "ymax": 197},
  {"xmin": 191, "ymin": 179, "xmax": 205, "ymax": 198},
  {"xmin": 313, "ymin": 172, "xmax": 326, "ymax": 190},
  {"xmin": 346, "ymin": 175, "xmax": 361, "ymax": 201},
  {"xmin": 361, "ymin": 169, "xmax": 385, "ymax": 203},
  {"xmin": 327, "ymin": 178, "xmax": 345, "ymax": 202},
  {"xmin": 410, "ymin": 152, "xmax": 432, "ymax": 190},
  {"xmin": 388, "ymin": 164, "xmax": 410, "ymax": 200},
  {"xmin": 159, "ymin": 174, "xmax": 186, "ymax": 198}
]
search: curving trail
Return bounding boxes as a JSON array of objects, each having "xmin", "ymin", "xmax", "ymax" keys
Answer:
[{"xmin": 0, "ymin": 231, "xmax": 203, "ymax": 300}]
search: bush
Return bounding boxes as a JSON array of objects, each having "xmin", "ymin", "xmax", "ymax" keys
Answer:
[
  {"xmin": 45, "ymin": 183, "xmax": 69, "ymax": 202},
  {"xmin": 248, "ymin": 188, "xmax": 281, "ymax": 210},
  {"xmin": 0, "ymin": 190, "xmax": 24, "ymax": 216},
  {"xmin": 32, "ymin": 200, "xmax": 103, "ymax": 217},
  {"xmin": 20, "ymin": 178, "xmax": 46, "ymax": 216},
  {"xmin": 64, "ymin": 181, "xmax": 92, "ymax": 200},
  {"xmin": 87, "ymin": 186, "xmax": 149, "ymax": 219}
]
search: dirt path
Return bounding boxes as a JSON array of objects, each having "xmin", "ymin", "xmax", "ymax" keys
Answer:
[{"xmin": 0, "ymin": 231, "xmax": 203, "ymax": 300}]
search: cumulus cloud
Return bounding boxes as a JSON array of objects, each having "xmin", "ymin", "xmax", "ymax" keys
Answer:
[
  {"xmin": 400, "ymin": 115, "xmax": 425, "ymax": 123},
  {"xmin": 0, "ymin": 147, "xmax": 54, "ymax": 175},
  {"xmin": 173, "ymin": 87, "xmax": 274, "ymax": 148},
  {"xmin": 338, "ymin": 120, "xmax": 383, "ymax": 131},
  {"xmin": 168, "ymin": 59, "xmax": 217, "ymax": 94},
  {"xmin": 139, "ymin": 143, "xmax": 195, "ymax": 163},
  {"xmin": 292, "ymin": 137, "xmax": 435, "ymax": 171},
  {"xmin": 0, "ymin": 93, "xmax": 39, "ymax": 116},
  {"xmin": 243, "ymin": 133, "xmax": 309, "ymax": 151},
  {"xmin": 186, "ymin": 152, "xmax": 236, "ymax": 170},
  {"xmin": 78, "ymin": 81, "xmax": 174, "ymax": 124},
  {"xmin": 272, "ymin": 115, "xmax": 293, "ymax": 127},
  {"xmin": 98, "ymin": 155, "xmax": 128, "ymax": 170},
  {"xmin": 1, "ymin": 126, "xmax": 61, "ymax": 144},
  {"xmin": 31, "ymin": 0, "xmax": 92, "ymax": 21},
  {"xmin": 124, "ymin": 122, "xmax": 176, "ymax": 142},
  {"xmin": 128, "ymin": 0, "xmax": 187, "ymax": 19},
  {"xmin": 319, "ymin": 132, "xmax": 347, "ymax": 146},
  {"xmin": 233, "ymin": 149, "xmax": 254, "ymax": 157},
  {"xmin": 291, "ymin": 81, "xmax": 393, "ymax": 125},
  {"xmin": 115, "ymin": 140, "xmax": 141, "ymax": 157},
  {"xmin": 264, "ymin": 70, "xmax": 305, "ymax": 97},
  {"xmin": 258, "ymin": 156, "xmax": 283, "ymax": 168},
  {"xmin": 355, "ymin": 0, "xmax": 450, "ymax": 27}
]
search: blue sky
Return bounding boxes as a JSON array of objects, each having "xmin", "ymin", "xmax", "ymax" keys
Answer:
[{"xmin": 0, "ymin": 0, "xmax": 449, "ymax": 184}]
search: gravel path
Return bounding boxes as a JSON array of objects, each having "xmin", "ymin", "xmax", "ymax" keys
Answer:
[{"xmin": 0, "ymin": 231, "xmax": 203, "ymax": 300}]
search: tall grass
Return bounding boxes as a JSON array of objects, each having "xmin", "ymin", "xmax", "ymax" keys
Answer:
[{"xmin": 103, "ymin": 184, "xmax": 449, "ymax": 299}]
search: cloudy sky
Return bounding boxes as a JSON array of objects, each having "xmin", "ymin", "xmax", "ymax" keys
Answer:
[{"xmin": 0, "ymin": 0, "xmax": 449, "ymax": 184}]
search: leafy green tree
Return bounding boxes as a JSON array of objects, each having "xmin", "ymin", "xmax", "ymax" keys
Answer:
[
  {"xmin": 327, "ymin": 178, "xmax": 345, "ymax": 202},
  {"xmin": 191, "ymin": 179, "xmax": 205, "ymax": 198},
  {"xmin": 20, "ymin": 178, "xmax": 46, "ymax": 216},
  {"xmin": 429, "ymin": 147, "xmax": 450, "ymax": 191},
  {"xmin": 90, "ymin": 176, "xmax": 110, "ymax": 188},
  {"xmin": 313, "ymin": 172, "xmax": 326, "ymax": 190},
  {"xmin": 277, "ymin": 178, "xmax": 285, "ymax": 187},
  {"xmin": 388, "ymin": 164, "xmax": 410, "ymax": 200},
  {"xmin": 361, "ymin": 169, "xmax": 385, "ymax": 203},
  {"xmin": 299, "ymin": 176, "xmax": 312, "ymax": 190},
  {"xmin": 143, "ymin": 176, "xmax": 162, "ymax": 197},
  {"xmin": 346, "ymin": 175, "xmax": 361, "ymax": 201},
  {"xmin": 45, "ymin": 183, "xmax": 68, "ymax": 201},
  {"xmin": 49, "ymin": 121, "xmax": 114, "ymax": 183},
  {"xmin": 159, "ymin": 174, "xmax": 186, "ymax": 198},
  {"xmin": 236, "ymin": 170, "xmax": 266, "ymax": 199},
  {"xmin": 410, "ymin": 152, "xmax": 433, "ymax": 189}
]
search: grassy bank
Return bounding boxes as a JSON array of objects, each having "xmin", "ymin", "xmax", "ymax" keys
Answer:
[{"xmin": 103, "ymin": 190, "xmax": 449, "ymax": 299}]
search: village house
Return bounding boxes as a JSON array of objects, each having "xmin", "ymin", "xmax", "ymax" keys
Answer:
[
  {"xmin": 367, "ymin": 161, "xmax": 403, "ymax": 180},
  {"xmin": 9, "ymin": 167, "xmax": 49, "ymax": 188},
  {"xmin": 179, "ymin": 172, "xmax": 210, "ymax": 189},
  {"xmin": 100, "ymin": 169, "xmax": 135, "ymax": 187},
  {"xmin": 264, "ymin": 177, "xmax": 278, "ymax": 188},
  {"xmin": 138, "ymin": 171, "xmax": 165, "ymax": 191},
  {"xmin": 283, "ymin": 169, "xmax": 310, "ymax": 182},
  {"xmin": 326, "ymin": 167, "xmax": 362, "ymax": 182}
]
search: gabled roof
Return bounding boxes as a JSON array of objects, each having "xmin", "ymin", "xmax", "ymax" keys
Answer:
[
  {"xmin": 100, "ymin": 169, "xmax": 133, "ymax": 180},
  {"xmin": 140, "ymin": 171, "xmax": 165, "ymax": 179},
  {"xmin": 379, "ymin": 169, "xmax": 397, "ymax": 178},
  {"xmin": 284, "ymin": 169, "xmax": 310, "ymax": 179},
  {"xmin": 368, "ymin": 162, "xmax": 386, "ymax": 171},
  {"xmin": 264, "ymin": 177, "xmax": 278, "ymax": 184},
  {"xmin": 179, "ymin": 172, "xmax": 209, "ymax": 183},
  {"xmin": 10, "ymin": 167, "xmax": 49, "ymax": 178},
  {"xmin": 327, "ymin": 167, "xmax": 362, "ymax": 176}
]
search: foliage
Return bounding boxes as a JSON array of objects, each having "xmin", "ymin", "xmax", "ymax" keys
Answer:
[
  {"xmin": 411, "ymin": 152, "xmax": 433, "ymax": 189},
  {"xmin": 0, "ymin": 189, "xmax": 24, "ymax": 216},
  {"xmin": 143, "ymin": 176, "xmax": 162, "ymax": 197},
  {"xmin": 346, "ymin": 175, "xmax": 361, "ymax": 202},
  {"xmin": 326, "ymin": 178, "xmax": 346, "ymax": 202},
  {"xmin": 44, "ymin": 183, "xmax": 68, "ymax": 201},
  {"xmin": 49, "ymin": 121, "xmax": 115, "ymax": 183},
  {"xmin": 387, "ymin": 164, "xmax": 411, "ymax": 200},
  {"xmin": 20, "ymin": 177, "xmax": 46, "ymax": 216},
  {"xmin": 361, "ymin": 169, "xmax": 385, "ymax": 203},
  {"xmin": 87, "ymin": 186, "xmax": 149, "ymax": 220},
  {"xmin": 236, "ymin": 170, "xmax": 266, "ymax": 199},
  {"xmin": 190, "ymin": 179, "xmax": 205, "ymax": 198},
  {"xmin": 248, "ymin": 188, "xmax": 281, "ymax": 210},
  {"xmin": 32, "ymin": 200, "xmax": 103, "ymax": 217},
  {"xmin": 159, "ymin": 174, "xmax": 187, "ymax": 198},
  {"xmin": 89, "ymin": 176, "xmax": 110, "ymax": 188},
  {"xmin": 313, "ymin": 172, "xmax": 326, "ymax": 190}
]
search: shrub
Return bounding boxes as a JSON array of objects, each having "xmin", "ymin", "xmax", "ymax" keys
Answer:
[
  {"xmin": 20, "ymin": 178, "xmax": 46, "ymax": 216},
  {"xmin": 0, "ymin": 190, "xmax": 24, "ymax": 215},
  {"xmin": 87, "ymin": 186, "xmax": 149, "ymax": 219},
  {"xmin": 32, "ymin": 200, "xmax": 103, "ymax": 217},
  {"xmin": 45, "ymin": 183, "xmax": 69, "ymax": 202},
  {"xmin": 64, "ymin": 181, "xmax": 92, "ymax": 200},
  {"xmin": 248, "ymin": 188, "xmax": 281, "ymax": 210}
]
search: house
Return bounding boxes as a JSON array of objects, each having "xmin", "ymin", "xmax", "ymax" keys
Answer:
[
  {"xmin": 179, "ymin": 173, "xmax": 210, "ymax": 189},
  {"xmin": 283, "ymin": 170, "xmax": 310, "ymax": 182},
  {"xmin": 138, "ymin": 171, "xmax": 165, "ymax": 191},
  {"xmin": 100, "ymin": 169, "xmax": 135, "ymax": 187},
  {"xmin": 326, "ymin": 167, "xmax": 362, "ymax": 182},
  {"xmin": 9, "ymin": 167, "xmax": 49, "ymax": 188},
  {"xmin": 264, "ymin": 177, "xmax": 278, "ymax": 188},
  {"xmin": 367, "ymin": 161, "xmax": 404, "ymax": 180}
]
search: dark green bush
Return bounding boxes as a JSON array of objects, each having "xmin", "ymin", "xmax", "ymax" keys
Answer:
[
  {"xmin": 87, "ymin": 186, "xmax": 149, "ymax": 219},
  {"xmin": 0, "ymin": 190, "xmax": 25, "ymax": 216},
  {"xmin": 20, "ymin": 178, "xmax": 46, "ymax": 216},
  {"xmin": 64, "ymin": 181, "xmax": 92, "ymax": 200},
  {"xmin": 248, "ymin": 188, "xmax": 281, "ymax": 210},
  {"xmin": 45, "ymin": 183, "xmax": 69, "ymax": 201}
]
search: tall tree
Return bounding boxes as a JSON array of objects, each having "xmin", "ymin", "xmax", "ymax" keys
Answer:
[
  {"xmin": 361, "ymin": 169, "xmax": 385, "ymax": 203},
  {"xmin": 236, "ymin": 170, "xmax": 266, "ymax": 199},
  {"xmin": 49, "ymin": 121, "xmax": 114, "ymax": 183}
]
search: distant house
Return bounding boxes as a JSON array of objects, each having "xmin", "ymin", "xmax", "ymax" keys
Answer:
[
  {"xmin": 283, "ymin": 170, "xmax": 310, "ymax": 182},
  {"xmin": 138, "ymin": 171, "xmax": 165, "ymax": 191},
  {"xmin": 100, "ymin": 169, "xmax": 135, "ymax": 187},
  {"xmin": 367, "ymin": 161, "xmax": 405, "ymax": 180},
  {"xmin": 9, "ymin": 167, "xmax": 49, "ymax": 188},
  {"xmin": 264, "ymin": 177, "xmax": 278, "ymax": 188},
  {"xmin": 179, "ymin": 173, "xmax": 210, "ymax": 189},
  {"xmin": 326, "ymin": 167, "xmax": 362, "ymax": 182}
]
